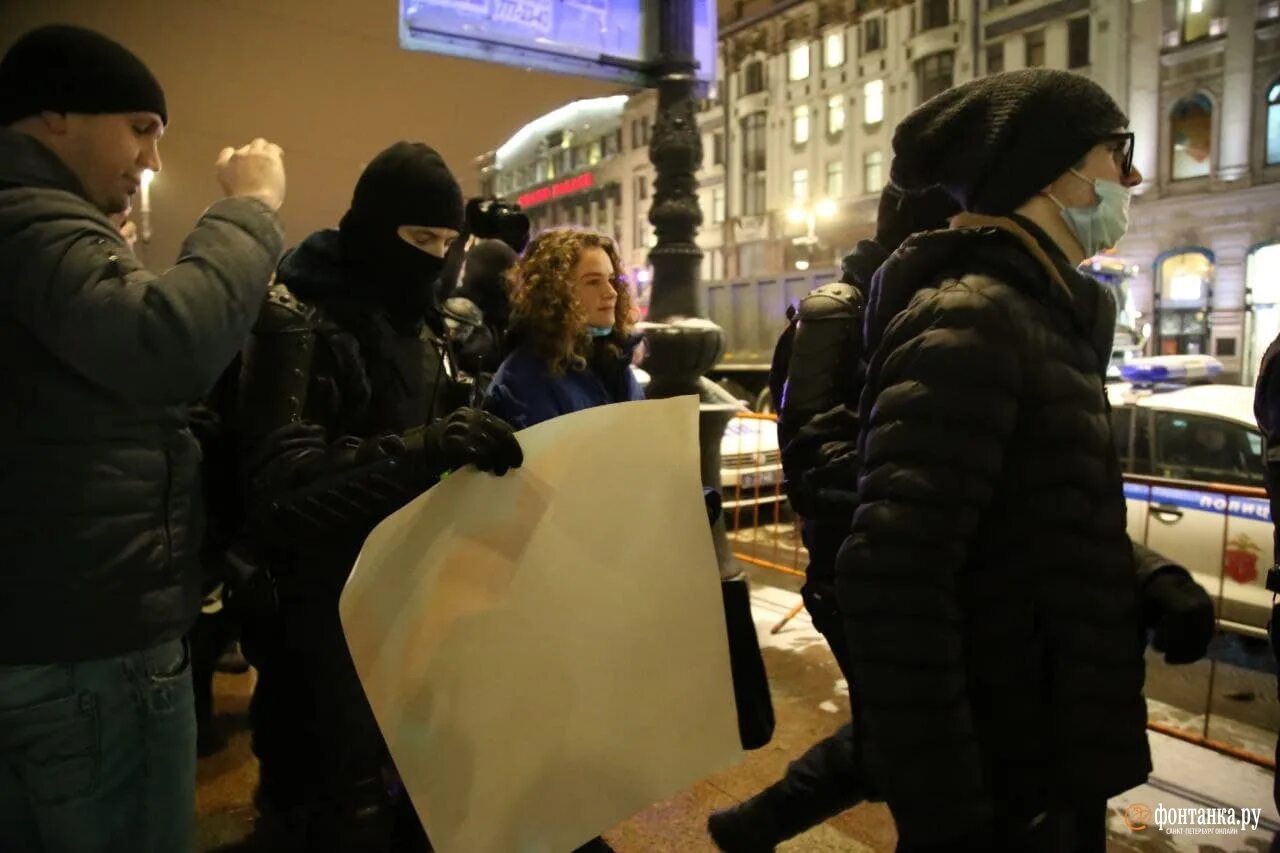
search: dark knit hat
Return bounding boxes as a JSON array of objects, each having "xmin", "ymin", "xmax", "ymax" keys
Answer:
[
  {"xmin": 0, "ymin": 25, "xmax": 167, "ymax": 126},
  {"xmin": 890, "ymin": 69, "xmax": 1128, "ymax": 215},
  {"xmin": 342, "ymin": 141, "xmax": 464, "ymax": 234}
]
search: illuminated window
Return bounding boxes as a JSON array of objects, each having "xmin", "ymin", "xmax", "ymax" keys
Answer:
[
  {"xmin": 828, "ymin": 95, "xmax": 846, "ymax": 134},
  {"xmin": 1179, "ymin": 0, "xmax": 1221, "ymax": 44},
  {"xmin": 788, "ymin": 42, "xmax": 810, "ymax": 81},
  {"xmin": 824, "ymin": 30, "xmax": 845, "ymax": 68},
  {"xmin": 864, "ymin": 80, "xmax": 884, "ymax": 124},
  {"xmin": 792, "ymin": 168, "xmax": 809, "ymax": 202},
  {"xmin": 741, "ymin": 111, "xmax": 767, "ymax": 172},
  {"xmin": 864, "ymin": 150, "xmax": 884, "ymax": 193},
  {"xmin": 792, "ymin": 104, "xmax": 811, "ymax": 145},
  {"xmin": 1156, "ymin": 250, "xmax": 1213, "ymax": 355},
  {"xmin": 1170, "ymin": 94, "xmax": 1212, "ymax": 180},
  {"xmin": 712, "ymin": 186, "xmax": 726, "ymax": 223},
  {"xmin": 825, "ymin": 160, "xmax": 844, "ymax": 198}
]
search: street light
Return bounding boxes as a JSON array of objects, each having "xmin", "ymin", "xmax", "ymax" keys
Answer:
[
  {"xmin": 139, "ymin": 168, "xmax": 155, "ymax": 244},
  {"xmin": 788, "ymin": 198, "xmax": 838, "ymax": 269}
]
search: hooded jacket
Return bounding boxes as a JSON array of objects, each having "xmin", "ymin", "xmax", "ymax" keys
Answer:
[
  {"xmin": 0, "ymin": 128, "xmax": 282, "ymax": 663},
  {"xmin": 836, "ymin": 213, "xmax": 1156, "ymax": 844}
]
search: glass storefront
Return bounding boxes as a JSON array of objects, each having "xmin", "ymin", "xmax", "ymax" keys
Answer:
[
  {"xmin": 1155, "ymin": 250, "xmax": 1214, "ymax": 355},
  {"xmin": 1245, "ymin": 243, "xmax": 1280, "ymax": 384}
]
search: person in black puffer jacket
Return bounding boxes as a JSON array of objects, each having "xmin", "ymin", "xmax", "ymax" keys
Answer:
[
  {"xmin": 709, "ymin": 185, "xmax": 959, "ymax": 852},
  {"xmin": 837, "ymin": 69, "xmax": 1215, "ymax": 852}
]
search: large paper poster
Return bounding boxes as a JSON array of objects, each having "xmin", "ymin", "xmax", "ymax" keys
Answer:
[{"xmin": 340, "ymin": 396, "xmax": 742, "ymax": 852}]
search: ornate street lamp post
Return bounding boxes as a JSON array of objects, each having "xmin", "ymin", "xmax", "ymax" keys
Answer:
[{"xmin": 641, "ymin": 0, "xmax": 740, "ymax": 579}]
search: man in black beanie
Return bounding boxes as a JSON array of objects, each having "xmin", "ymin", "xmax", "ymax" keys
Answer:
[
  {"xmin": 834, "ymin": 68, "xmax": 1214, "ymax": 852},
  {"xmin": 232, "ymin": 141, "xmax": 522, "ymax": 851},
  {"xmin": 0, "ymin": 24, "xmax": 286, "ymax": 853}
]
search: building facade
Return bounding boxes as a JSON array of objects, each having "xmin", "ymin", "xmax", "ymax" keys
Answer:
[{"xmin": 479, "ymin": 0, "xmax": 1280, "ymax": 380}]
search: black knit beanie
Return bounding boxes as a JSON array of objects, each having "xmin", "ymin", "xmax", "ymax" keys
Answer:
[
  {"xmin": 341, "ymin": 141, "xmax": 464, "ymax": 236},
  {"xmin": 0, "ymin": 25, "xmax": 167, "ymax": 126},
  {"xmin": 890, "ymin": 69, "xmax": 1128, "ymax": 215}
]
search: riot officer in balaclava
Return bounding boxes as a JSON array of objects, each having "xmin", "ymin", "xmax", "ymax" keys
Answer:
[{"xmin": 234, "ymin": 141, "xmax": 522, "ymax": 851}]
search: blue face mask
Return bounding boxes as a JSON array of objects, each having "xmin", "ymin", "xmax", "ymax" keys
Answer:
[
  {"xmin": 1049, "ymin": 168, "xmax": 1131, "ymax": 259},
  {"xmin": 588, "ymin": 325, "xmax": 614, "ymax": 338}
]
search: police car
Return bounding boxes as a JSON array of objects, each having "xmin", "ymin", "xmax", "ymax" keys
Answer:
[
  {"xmin": 1108, "ymin": 356, "xmax": 1272, "ymax": 638},
  {"xmin": 718, "ymin": 415, "xmax": 784, "ymax": 511}
]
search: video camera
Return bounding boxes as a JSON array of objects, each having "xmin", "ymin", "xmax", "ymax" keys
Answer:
[{"xmin": 465, "ymin": 198, "xmax": 531, "ymax": 255}]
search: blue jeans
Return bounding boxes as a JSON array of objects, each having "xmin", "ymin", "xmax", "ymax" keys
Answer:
[{"xmin": 0, "ymin": 638, "xmax": 196, "ymax": 853}]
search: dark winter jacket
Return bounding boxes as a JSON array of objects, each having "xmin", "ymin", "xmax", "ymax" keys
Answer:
[
  {"xmin": 483, "ymin": 335, "xmax": 644, "ymax": 430},
  {"xmin": 779, "ymin": 238, "xmax": 888, "ymax": 526},
  {"xmin": 238, "ymin": 229, "xmax": 461, "ymax": 566},
  {"xmin": 837, "ymin": 213, "xmax": 1157, "ymax": 845},
  {"xmin": 0, "ymin": 128, "xmax": 283, "ymax": 663},
  {"xmin": 1254, "ymin": 334, "xmax": 1280, "ymax": 557}
]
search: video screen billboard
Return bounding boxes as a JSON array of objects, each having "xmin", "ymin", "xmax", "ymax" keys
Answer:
[{"xmin": 400, "ymin": 0, "xmax": 716, "ymax": 88}]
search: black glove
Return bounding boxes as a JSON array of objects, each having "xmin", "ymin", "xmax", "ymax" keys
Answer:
[
  {"xmin": 424, "ymin": 407, "xmax": 523, "ymax": 476},
  {"xmin": 1142, "ymin": 569, "xmax": 1215, "ymax": 664},
  {"xmin": 703, "ymin": 487, "xmax": 721, "ymax": 525}
]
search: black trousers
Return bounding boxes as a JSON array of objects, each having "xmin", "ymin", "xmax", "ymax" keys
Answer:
[
  {"xmin": 741, "ymin": 520, "xmax": 867, "ymax": 841},
  {"xmin": 242, "ymin": 588, "xmax": 429, "ymax": 853}
]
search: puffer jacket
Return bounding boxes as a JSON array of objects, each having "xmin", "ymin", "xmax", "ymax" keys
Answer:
[
  {"xmin": 836, "ymin": 213, "xmax": 1156, "ymax": 846},
  {"xmin": 0, "ymin": 128, "xmax": 283, "ymax": 663}
]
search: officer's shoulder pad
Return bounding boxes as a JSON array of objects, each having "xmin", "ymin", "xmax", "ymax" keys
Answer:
[
  {"xmin": 799, "ymin": 282, "xmax": 861, "ymax": 319},
  {"xmin": 255, "ymin": 280, "xmax": 317, "ymax": 331}
]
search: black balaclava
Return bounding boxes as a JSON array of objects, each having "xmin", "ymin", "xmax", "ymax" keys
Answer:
[{"xmin": 338, "ymin": 141, "xmax": 464, "ymax": 330}]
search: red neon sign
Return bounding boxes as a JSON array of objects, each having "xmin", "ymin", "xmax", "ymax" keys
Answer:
[{"xmin": 517, "ymin": 172, "xmax": 595, "ymax": 208}]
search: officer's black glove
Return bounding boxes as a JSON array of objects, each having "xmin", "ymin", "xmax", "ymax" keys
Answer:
[
  {"xmin": 423, "ymin": 407, "xmax": 523, "ymax": 476},
  {"xmin": 1142, "ymin": 568, "xmax": 1215, "ymax": 664}
]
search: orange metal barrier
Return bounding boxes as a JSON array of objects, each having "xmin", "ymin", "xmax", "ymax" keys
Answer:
[{"xmin": 722, "ymin": 413, "xmax": 1279, "ymax": 770}]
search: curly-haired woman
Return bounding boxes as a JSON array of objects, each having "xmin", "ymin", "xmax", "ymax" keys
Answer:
[{"xmin": 483, "ymin": 229, "xmax": 644, "ymax": 429}]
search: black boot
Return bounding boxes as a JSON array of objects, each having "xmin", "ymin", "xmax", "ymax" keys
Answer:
[
  {"xmin": 708, "ymin": 790, "xmax": 781, "ymax": 852},
  {"xmin": 710, "ymin": 722, "xmax": 867, "ymax": 851}
]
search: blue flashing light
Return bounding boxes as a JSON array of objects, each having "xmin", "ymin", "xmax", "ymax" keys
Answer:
[{"xmin": 1118, "ymin": 356, "xmax": 1223, "ymax": 385}]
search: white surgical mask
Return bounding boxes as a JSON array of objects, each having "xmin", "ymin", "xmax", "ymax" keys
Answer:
[{"xmin": 1047, "ymin": 168, "xmax": 1131, "ymax": 259}]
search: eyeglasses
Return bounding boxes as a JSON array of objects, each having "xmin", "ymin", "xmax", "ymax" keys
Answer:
[{"xmin": 1105, "ymin": 132, "xmax": 1135, "ymax": 176}]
